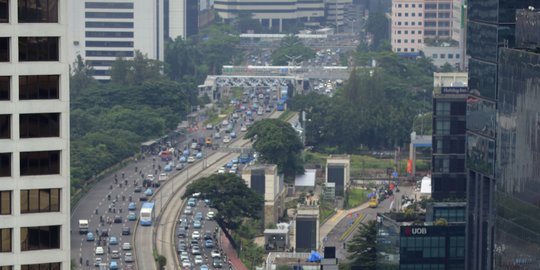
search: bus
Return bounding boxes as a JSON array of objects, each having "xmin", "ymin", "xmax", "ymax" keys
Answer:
[
  {"xmin": 276, "ymin": 101, "xmax": 285, "ymax": 111},
  {"xmin": 140, "ymin": 202, "xmax": 155, "ymax": 226}
]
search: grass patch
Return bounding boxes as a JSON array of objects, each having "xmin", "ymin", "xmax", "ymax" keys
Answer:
[
  {"xmin": 204, "ymin": 105, "xmax": 236, "ymax": 125},
  {"xmin": 278, "ymin": 110, "xmax": 295, "ymax": 121},
  {"xmin": 346, "ymin": 188, "xmax": 370, "ymax": 209},
  {"xmin": 320, "ymin": 199, "xmax": 335, "ymax": 222}
]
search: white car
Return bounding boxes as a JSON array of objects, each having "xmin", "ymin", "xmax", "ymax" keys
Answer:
[
  {"xmin": 211, "ymin": 250, "xmax": 221, "ymax": 258},
  {"xmin": 240, "ymin": 126, "xmax": 247, "ymax": 132},
  {"xmin": 187, "ymin": 156, "xmax": 195, "ymax": 163},
  {"xmin": 206, "ymin": 211, "xmax": 215, "ymax": 220},
  {"xmin": 180, "ymin": 251, "xmax": 189, "ymax": 261},
  {"xmin": 111, "ymin": 250, "xmax": 120, "ymax": 259},
  {"xmin": 217, "ymin": 167, "xmax": 225, "ymax": 174},
  {"xmin": 222, "ymin": 136, "xmax": 231, "ymax": 143},
  {"xmin": 95, "ymin": 246, "xmax": 104, "ymax": 255},
  {"xmin": 194, "ymin": 255, "xmax": 204, "ymax": 264},
  {"xmin": 182, "ymin": 260, "xmax": 192, "ymax": 268},
  {"xmin": 122, "ymin": 242, "xmax": 131, "ymax": 250},
  {"xmin": 192, "ymin": 231, "xmax": 200, "ymax": 240}
]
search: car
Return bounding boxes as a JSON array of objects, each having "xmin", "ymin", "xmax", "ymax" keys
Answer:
[
  {"xmin": 193, "ymin": 220, "xmax": 202, "ymax": 229},
  {"xmin": 124, "ymin": 252, "xmax": 134, "ymax": 262},
  {"xmin": 214, "ymin": 132, "xmax": 221, "ymax": 139},
  {"xmin": 111, "ymin": 250, "xmax": 120, "ymax": 259},
  {"xmin": 122, "ymin": 242, "xmax": 132, "ymax": 250},
  {"xmin": 95, "ymin": 246, "xmax": 104, "ymax": 255},
  {"xmin": 134, "ymin": 186, "xmax": 142, "ymax": 193},
  {"xmin": 221, "ymin": 120, "xmax": 229, "ymax": 126},
  {"xmin": 122, "ymin": 227, "xmax": 130, "ymax": 235},
  {"xmin": 178, "ymin": 242, "xmax": 187, "ymax": 252},
  {"xmin": 187, "ymin": 156, "xmax": 195, "ymax": 163},
  {"xmin": 200, "ymin": 264, "xmax": 209, "ymax": 270},
  {"xmin": 187, "ymin": 198, "xmax": 197, "ymax": 207},
  {"xmin": 205, "ymin": 239, "xmax": 214, "ymax": 248},
  {"xmin": 127, "ymin": 211, "xmax": 137, "ymax": 221},
  {"xmin": 144, "ymin": 188, "xmax": 153, "ymax": 196},
  {"xmin": 211, "ymin": 250, "xmax": 221, "ymax": 258},
  {"xmin": 240, "ymin": 126, "xmax": 247, "ymax": 132},
  {"xmin": 194, "ymin": 212, "xmax": 203, "ymax": 221},
  {"xmin": 191, "ymin": 245, "xmax": 201, "ymax": 255},
  {"xmin": 180, "ymin": 251, "xmax": 189, "ymax": 261},
  {"xmin": 206, "ymin": 211, "xmax": 215, "ymax": 220},
  {"xmin": 230, "ymin": 132, "xmax": 237, "ymax": 138},
  {"xmin": 204, "ymin": 199, "xmax": 211, "ymax": 205},
  {"xmin": 109, "ymin": 236, "xmax": 118, "ymax": 245},
  {"xmin": 177, "ymin": 228, "xmax": 187, "ymax": 238},
  {"xmin": 178, "ymin": 215, "xmax": 188, "ymax": 224},
  {"xmin": 217, "ymin": 167, "xmax": 225, "ymax": 174},
  {"xmin": 225, "ymin": 162, "xmax": 233, "ymax": 168},
  {"xmin": 222, "ymin": 136, "xmax": 231, "ymax": 143},
  {"xmin": 204, "ymin": 231, "xmax": 213, "ymax": 240},
  {"xmin": 179, "ymin": 156, "xmax": 187, "ymax": 163},
  {"xmin": 192, "ymin": 231, "xmax": 200, "ymax": 240},
  {"xmin": 206, "ymin": 124, "xmax": 213, "ymax": 130},
  {"xmin": 128, "ymin": 202, "xmax": 137, "ymax": 211},
  {"xmin": 114, "ymin": 215, "xmax": 122, "ymax": 223},
  {"xmin": 194, "ymin": 255, "xmax": 204, "ymax": 264},
  {"xmin": 176, "ymin": 163, "xmax": 184, "ymax": 170},
  {"xmin": 265, "ymin": 107, "xmax": 272, "ymax": 112},
  {"xmin": 213, "ymin": 258, "xmax": 223, "ymax": 268},
  {"xmin": 110, "ymin": 260, "xmax": 118, "ymax": 270},
  {"xmin": 100, "ymin": 229, "xmax": 109, "ymax": 237},
  {"xmin": 94, "ymin": 258, "xmax": 102, "ymax": 267},
  {"xmin": 86, "ymin": 232, "xmax": 95, "ymax": 241},
  {"xmin": 182, "ymin": 260, "xmax": 192, "ymax": 268},
  {"xmin": 184, "ymin": 206, "xmax": 193, "ymax": 215}
]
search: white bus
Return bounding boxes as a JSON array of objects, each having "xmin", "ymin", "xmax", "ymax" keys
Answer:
[{"xmin": 140, "ymin": 202, "xmax": 155, "ymax": 226}]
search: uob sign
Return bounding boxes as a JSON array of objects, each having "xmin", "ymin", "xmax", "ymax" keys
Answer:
[{"xmin": 404, "ymin": 226, "xmax": 427, "ymax": 236}]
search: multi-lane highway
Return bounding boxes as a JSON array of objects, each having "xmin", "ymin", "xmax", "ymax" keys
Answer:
[{"xmin": 136, "ymin": 110, "xmax": 284, "ymax": 270}]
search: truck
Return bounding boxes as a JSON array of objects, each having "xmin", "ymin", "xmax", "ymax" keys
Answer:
[{"xmin": 79, "ymin": 219, "xmax": 89, "ymax": 234}]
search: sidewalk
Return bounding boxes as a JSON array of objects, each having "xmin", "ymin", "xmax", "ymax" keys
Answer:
[{"xmin": 220, "ymin": 232, "xmax": 249, "ymax": 270}]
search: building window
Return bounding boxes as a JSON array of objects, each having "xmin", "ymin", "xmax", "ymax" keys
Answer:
[
  {"xmin": 404, "ymin": 30, "xmax": 408, "ymax": 34},
  {"xmin": 85, "ymin": 21, "xmax": 134, "ymax": 28},
  {"xmin": 0, "ymin": 115, "xmax": 9, "ymax": 139},
  {"xmin": 85, "ymin": 41, "xmax": 134, "ymax": 48},
  {"xmin": 85, "ymin": 2, "xmax": 133, "ymax": 9},
  {"xmin": 398, "ymin": 4, "xmax": 402, "ymax": 7},
  {"xmin": 20, "ymin": 189, "xmax": 60, "ymax": 213},
  {"xmin": 404, "ymin": 22, "xmax": 408, "ymax": 25},
  {"xmin": 440, "ymin": 54, "xmax": 446, "ymax": 59},
  {"xmin": 425, "ymin": 3, "xmax": 437, "ymax": 9},
  {"xmin": 425, "ymin": 30, "xmax": 436, "ymax": 35},
  {"xmin": 425, "ymin": 12, "xmax": 436, "ymax": 18},
  {"xmin": 412, "ymin": 4, "xmax": 415, "ymax": 7},
  {"xmin": 412, "ymin": 13, "xmax": 415, "ymax": 16},
  {"xmin": 19, "ymin": 151, "xmax": 60, "ymax": 176},
  {"xmin": 436, "ymin": 102, "xmax": 450, "ymax": 115},
  {"xmin": 0, "ymin": 37, "xmax": 8, "ymax": 62},
  {"xmin": 0, "ymin": 191, "xmax": 11, "ymax": 215},
  {"xmin": 20, "ymin": 226, "xmax": 60, "ymax": 251},
  {"xmin": 405, "ymin": 13, "xmax": 409, "ymax": 17},
  {"xmin": 18, "ymin": 37, "xmax": 59, "ymax": 62},
  {"xmin": 412, "ymin": 22, "xmax": 415, "ymax": 25},
  {"xmin": 397, "ymin": 39, "xmax": 401, "ymax": 43},
  {"xmin": 405, "ymin": 4, "xmax": 408, "ymax": 7},
  {"xmin": 85, "ymin": 12, "xmax": 133, "ymax": 19},
  {"xmin": 456, "ymin": 54, "xmax": 460, "ymax": 59},
  {"xmin": 85, "ymin": 50, "xmax": 134, "ymax": 57},
  {"xmin": 418, "ymin": 21, "xmax": 422, "ymax": 25},
  {"xmin": 432, "ymin": 54, "xmax": 438, "ymax": 59},
  {"xmin": 397, "ymin": 22, "xmax": 402, "ymax": 26},
  {"xmin": 448, "ymin": 54, "xmax": 454, "ymax": 59},
  {"xmin": 404, "ymin": 39, "xmax": 408, "ymax": 43},
  {"xmin": 21, "ymin": 263, "xmax": 60, "ymax": 270},
  {"xmin": 438, "ymin": 30, "xmax": 450, "ymax": 36},
  {"xmin": 397, "ymin": 30, "xmax": 401, "ymax": 34},
  {"xmin": 0, "ymin": 153, "xmax": 10, "ymax": 177},
  {"xmin": 439, "ymin": 3, "xmax": 451, "ymax": 9},
  {"xmin": 0, "ymin": 0, "xmax": 8, "ymax": 23},
  {"xmin": 404, "ymin": 48, "xmax": 408, "ymax": 52},
  {"xmin": 418, "ymin": 31, "xmax": 422, "ymax": 34},
  {"xmin": 449, "ymin": 236, "xmax": 465, "ymax": 257},
  {"xmin": 0, "ymin": 228, "xmax": 11, "ymax": 252},
  {"xmin": 419, "ymin": 4, "xmax": 422, "ymax": 7},
  {"xmin": 19, "ymin": 75, "xmax": 59, "ymax": 100},
  {"xmin": 0, "ymin": 77, "xmax": 9, "ymax": 100},
  {"xmin": 425, "ymin": 21, "xmax": 437, "ymax": 27},
  {"xmin": 435, "ymin": 119, "xmax": 450, "ymax": 135},
  {"xmin": 411, "ymin": 48, "xmax": 415, "ymax": 52},
  {"xmin": 439, "ymin": 12, "xmax": 450, "ymax": 18},
  {"xmin": 0, "ymin": 266, "xmax": 12, "ymax": 270},
  {"xmin": 411, "ymin": 31, "xmax": 415, "ymax": 34},
  {"xmin": 85, "ymin": 31, "xmax": 134, "ymax": 38},
  {"xmin": 397, "ymin": 13, "xmax": 402, "ymax": 17},
  {"xmin": 18, "ymin": 0, "xmax": 58, "ymax": 23},
  {"xmin": 397, "ymin": 48, "xmax": 401, "ymax": 52},
  {"xmin": 19, "ymin": 113, "xmax": 60, "ymax": 138},
  {"xmin": 411, "ymin": 39, "xmax": 415, "ymax": 43}
]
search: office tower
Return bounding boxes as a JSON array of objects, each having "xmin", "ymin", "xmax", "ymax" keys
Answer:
[
  {"xmin": 69, "ymin": 0, "xmax": 165, "ymax": 81},
  {"xmin": 0, "ymin": 0, "xmax": 71, "ymax": 269},
  {"xmin": 493, "ymin": 9, "xmax": 540, "ymax": 269},
  {"xmin": 214, "ymin": 0, "xmax": 326, "ymax": 32},
  {"xmin": 165, "ymin": 0, "xmax": 213, "ymax": 40},
  {"xmin": 423, "ymin": 0, "xmax": 453, "ymax": 39},
  {"xmin": 431, "ymin": 72, "xmax": 467, "ymax": 200},
  {"xmin": 390, "ymin": 0, "xmax": 425, "ymax": 55},
  {"xmin": 465, "ymin": 1, "xmax": 536, "ymax": 269}
]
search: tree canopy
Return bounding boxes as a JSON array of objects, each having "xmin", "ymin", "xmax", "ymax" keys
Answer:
[
  {"xmin": 182, "ymin": 173, "xmax": 263, "ymax": 230},
  {"xmin": 346, "ymin": 220, "xmax": 377, "ymax": 270},
  {"xmin": 271, "ymin": 35, "xmax": 316, "ymax": 65},
  {"xmin": 244, "ymin": 119, "xmax": 305, "ymax": 177}
]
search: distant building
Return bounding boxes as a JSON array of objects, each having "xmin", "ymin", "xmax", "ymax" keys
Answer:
[
  {"xmin": 326, "ymin": 155, "xmax": 350, "ymax": 197},
  {"xmin": 295, "ymin": 169, "xmax": 317, "ymax": 192},
  {"xmin": 69, "ymin": 0, "xmax": 165, "ymax": 81},
  {"xmin": 242, "ymin": 164, "xmax": 286, "ymax": 227},
  {"xmin": 164, "ymin": 0, "xmax": 214, "ymax": 40},
  {"xmin": 390, "ymin": 0, "xmax": 425, "ymax": 55},
  {"xmin": 293, "ymin": 205, "xmax": 320, "ymax": 252},
  {"xmin": 431, "ymin": 72, "xmax": 467, "ymax": 200}
]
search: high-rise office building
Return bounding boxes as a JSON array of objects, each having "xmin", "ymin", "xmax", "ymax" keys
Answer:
[
  {"xmin": 69, "ymin": 0, "xmax": 165, "ymax": 81},
  {"xmin": 465, "ymin": 1, "xmax": 536, "ymax": 269},
  {"xmin": 0, "ymin": 1, "xmax": 71, "ymax": 269},
  {"xmin": 165, "ymin": 0, "xmax": 214, "ymax": 40},
  {"xmin": 493, "ymin": 9, "xmax": 540, "ymax": 269}
]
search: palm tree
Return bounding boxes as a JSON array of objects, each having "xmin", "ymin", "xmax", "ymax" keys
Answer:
[{"xmin": 346, "ymin": 220, "xmax": 377, "ymax": 270}]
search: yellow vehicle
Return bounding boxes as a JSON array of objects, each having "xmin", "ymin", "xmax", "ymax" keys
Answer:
[
  {"xmin": 205, "ymin": 137, "xmax": 213, "ymax": 147},
  {"xmin": 369, "ymin": 197, "xmax": 379, "ymax": 208}
]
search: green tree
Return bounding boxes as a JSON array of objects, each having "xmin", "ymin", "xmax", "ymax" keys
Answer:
[
  {"xmin": 165, "ymin": 37, "xmax": 207, "ymax": 82},
  {"xmin": 182, "ymin": 173, "xmax": 263, "ymax": 230},
  {"xmin": 70, "ymin": 55, "xmax": 96, "ymax": 97},
  {"xmin": 439, "ymin": 62, "xmax": 455, "ymax": 72},
  {"xmin": 128, "ymin": 50, "xmax": 164, "ymax": 84},
  {"xmin": 244, "ymin": 119, "xmax": 305, "ymax": 177},
  {"xmin": 196, "ymin": 24, "xmax": 241, "ymax": 74},
  {"xmin": 347, "ymin": 220, "xmax": 377, "ymax": 270},
  {"xmin": 236, "ymin": 12, "xmax": 263, "ymax": 33},
  {"xmin": 271, "ymin": 35, "xmax": 316, "ymax": 65},
  {"xmin": 364, "ymin": 12, "xmax": 389, "ymax": 50},
  {"xmin": 110, "ymin": 57, "xmax": 130, "ymax": 85}
]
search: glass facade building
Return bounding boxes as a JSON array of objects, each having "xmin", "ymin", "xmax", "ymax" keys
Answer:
[{"xmin": 466, "ymin": 1, "xmax": 538, "ymax": 269}]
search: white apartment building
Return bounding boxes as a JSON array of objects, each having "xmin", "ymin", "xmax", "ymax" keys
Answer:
[
  {"xmin": 0, "ymin": 0, "xmax": 71, "ymax": 269},
  {"xmin": 391, "ymin": 0, "xmax": 425, "ymax": 55},
  {"xmin": 325, "ymin": 0, "xmax": 353, "ymax": 28},
  {"xmin": 69, "ymin": 0, "xmax": 164, "ymax": 81},
  {"xmin": 215, "ymin": 0, "xmax": 326, "ymax": 32}
]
